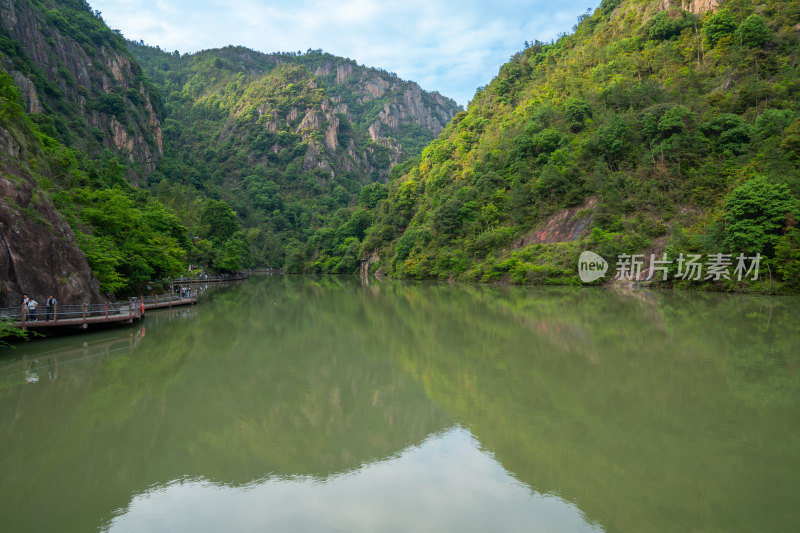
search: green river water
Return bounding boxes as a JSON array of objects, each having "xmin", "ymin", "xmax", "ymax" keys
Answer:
[{"xmin": 1, "ymin": 276, "xmax": 799, "ymax": 532}]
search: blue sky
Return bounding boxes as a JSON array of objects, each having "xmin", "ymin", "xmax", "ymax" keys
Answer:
[{"xmin": 90, "ymin": 0, "xmax": 599, "ymax": 106}]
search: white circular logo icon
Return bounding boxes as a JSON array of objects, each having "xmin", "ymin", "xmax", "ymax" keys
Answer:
[{"xmin": 578, "ymin": 251, "xmax": 608, "ymax": 283}]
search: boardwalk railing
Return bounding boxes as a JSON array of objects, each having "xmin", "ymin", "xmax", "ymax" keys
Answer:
[
  {"xmin": 1, "ymin": 301, "xmax": 141, "ymax": 329},
  {"xmin": 140, "ymin": 291, "xmax": 198, "ymax": 310},
  {"xmin": 171, "ymin": 272, "xmax": 249, "ymax": 285},
  {"xmin": 141, "ymin": 291, "xmax": 197, "ymax": 306},
  {"xmin": 1, "ymin": 290, "xmax": 201, "ymax": 335}
]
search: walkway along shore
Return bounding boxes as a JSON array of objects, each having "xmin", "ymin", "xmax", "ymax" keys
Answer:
[
  {"xmin": 1, "ymin": 291, "xmax": 198, "ymax": 333},
  {"xmin": 170, "ymin": 272, "xmax": 250, "ymax": 285}
]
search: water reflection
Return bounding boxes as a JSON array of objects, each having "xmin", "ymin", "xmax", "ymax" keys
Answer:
[
  {"xmin": 0, "ymin": 305, "xmax": 196, "ymax": 389},
  {"xmin": 104, "ymin": 428, "xmax": 601, "ymax": 533},
  {"xmin": 1, "ymin": 277, "xmax": 799, "ymax": 532}
]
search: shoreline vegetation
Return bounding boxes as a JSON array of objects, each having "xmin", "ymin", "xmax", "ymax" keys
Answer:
[
  {"xmin": 1, "ymin": 269, "xmax": 796, "ymax": 348},
  {"xmin": 352, "ymin": 1, "xmax": 800, "ymax": 290}
]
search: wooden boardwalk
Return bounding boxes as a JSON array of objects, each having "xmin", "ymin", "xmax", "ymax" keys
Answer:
[
  {"xmin": 3, "ymin": 302, "xmax": 144, "ymax": 331},
  {"xmin": 140, "ymin": 293, "xmax": 198, "ymax": 310},
  {"xmin": 2, "ymin": 291, "xmax": 198, "ymax": 333},
  {"xmin": 171, "ymin": 273, "xmax": 249, "ymax": 285}
]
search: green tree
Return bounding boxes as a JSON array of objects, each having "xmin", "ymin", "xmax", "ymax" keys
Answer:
[
  {"xmin": 434, "ymin": 197, "xmax": 463, "ymax": 237},
  {"xmin": 647, "ymin": 10, "xmax": 693, "ymax": 41},
  {"xmin": 200, "ymin": 199, "xmax": 240, "ymax": 242},
  {"xmin": 599, "ymin": 0, "xmax": 621, "ymax": 17},
  {"xmin": 564, "ymin": 98, "xmax": 591, "ymax": 131},
  {"xmin": 358, "ymin": 182, "xmax": 388, "ymax": 209},
  {"xmin": 774, "ymin": 227, "xmax": 800, "ymax": 286},
  {"xmin": 737, "ymin": 14, "xmax": 770, "ymax": 48},
  {"xmin": 213, "ymin": 238, "xmax": 248, "ymax": 273},
  {"xmin": 780, "ymin": 118, "xmax": 800, "ymax": 161},
  {"xmin": 0, "ymin": 318, "xmax": 33, "ymax": 347},
  {"xmin": 701, "ymin": 114, "xmax": 752, "ymax": 154},
  {"xmin": 724, "ymin": 175, "xmax": 800, "ymax": 256},
  {"xmin": 703, "ymin": 8, "xmax": 737, "ymax": 47}
]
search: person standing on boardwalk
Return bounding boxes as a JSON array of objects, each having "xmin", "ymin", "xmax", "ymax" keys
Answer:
[
  {"xmin": 26, "ymin": 297, "xmax": 38, "ymax": 321},
  {"xmin": 45, "ymin": 295, "xmax": 57, "ymax": 321}
]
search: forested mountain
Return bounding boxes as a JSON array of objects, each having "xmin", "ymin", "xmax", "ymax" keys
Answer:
[
  {"xmin": 0, "ymin": 0, "xmax": 459, "ymax": 305},
  {"xmin": 1, "ymin": 0, "xmax": 184, "ymax": 306},
  {"xmin": 127, "ymin": 43, "xmax": 460, "ymax": 268},
  {"xmin": 0, "ymin": 0, "xmax": 163, "ymax": 173},
  {"xmin": 3, "ymin": 0, "xmax": 800, "ymax": 301},
  {"xmin": 0, "ymin": 68, "xmax": 103, "ymax": 305},
  {"xmin": 358, "ymin": 0, "xmax": 800, "ymax": 291}
]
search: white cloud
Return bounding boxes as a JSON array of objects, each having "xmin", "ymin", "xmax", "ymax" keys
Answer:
[
  {"xmin": 104, "ymin": 428, "xmax": 602, "ymax": 532},
  {"xmin": 90, "ymin": 0, "xmax": 598, "ymax": 105}
]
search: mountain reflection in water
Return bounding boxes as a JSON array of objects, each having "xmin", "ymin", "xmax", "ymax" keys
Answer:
[{"xmin": 1, "ymin": 277, "xmax": 798, "ymax": 532}]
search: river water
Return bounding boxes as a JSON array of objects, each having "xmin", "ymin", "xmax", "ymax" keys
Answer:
[{"xmin": 1, "ymin": 276, "xmax": 799, "ymax": 532}]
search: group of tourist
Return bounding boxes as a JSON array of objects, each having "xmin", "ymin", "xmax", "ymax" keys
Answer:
[
  {"xmin": 175, "ymin": 286, "xmax": 193, "ymax": 299},
  {"xmin": 21, "ymin": 294, "xmax": 57, "ymax": 321}
]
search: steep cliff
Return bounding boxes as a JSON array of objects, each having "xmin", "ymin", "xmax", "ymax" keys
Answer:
[
  {"xmin": 306, "ymin": 53, "xmax": 457, "ymax": 164},
  {"xmin": 0, "ymin": 169, "xmax": 102, "ymax": 308},
  {"xmin": 0, "ymin": 70, "xmax": 101, "ymax": 307},
  {"xmin": 128, "ymin": 44, "xmax": 461, "ymax": 268},
  {"xmin": 0, "ymin": 0, "xmax": 163, "ymax": 173},
  {"xmin": 130, "ymin": 44, "xmax": 460, "ymax": 184}
]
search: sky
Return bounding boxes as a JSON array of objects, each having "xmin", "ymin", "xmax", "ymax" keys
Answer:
[{"xmin": 89, "ymin": 0, "xmax": 599, "ymax": 106}]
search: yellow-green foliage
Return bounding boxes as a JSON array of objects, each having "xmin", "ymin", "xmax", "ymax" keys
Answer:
[{"xmin": 362, "ymin": 0, "xmax": 800, "ymax": 291}]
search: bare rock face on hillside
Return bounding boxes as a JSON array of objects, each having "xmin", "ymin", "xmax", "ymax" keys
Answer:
[
  {"xmin": 0, "ymin": 183, "xmax": 103, "ymax": 308},
  {"xmin": 0, "ymin": 0, "xmax": 163, "ymax": 172},
  {"xmin": 191, "ymin": 48, "xmax": 462, "ymax": 184},
  {"xmin": 298, "ymin": 60, "xmax": 460, "ymax": 179},
  {"xmin": 0, "ymin": 146, "xmax": 102, "ymax": 307},
  {"xmin": 657, "ymin": 0, "xmax": 720, "ymax": 14},
  {"xmin": 317, "ymin": 60, "xmax": 457, "ymax": 143}
]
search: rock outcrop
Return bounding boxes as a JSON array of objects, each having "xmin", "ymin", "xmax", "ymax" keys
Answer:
[
  {"xmin": 0, "ymin": 0, "xmax": 163, "ymax": 172},
  {"xmin": 657, "ymin": 0, "xmax": 720, "ymax": 14},
  {"xmin": 0, "ymin": 161, "xmax": 102, "ymax": 308},
  {"xmin": 294, "ymin": 58, "xmax": 460, "ymax": 179},
  {"xmin": 313, "ymin": 58, "xmax": 457, "ymax": 143},
  {"xmin": 144, "ymin": 46, "xmax": 462, "ymax": 186}
]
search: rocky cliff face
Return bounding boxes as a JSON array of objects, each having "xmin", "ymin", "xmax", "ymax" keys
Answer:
[
  {"xmin": 657, "ymin": 0, "xmax": 720, "ymax": 14},
  {"xmin": 131, "ymin": 45, "xmax": 461, "ymax": 185},
  {"xmin": 317, "ymin": 58, "xmax": 456, "ymax": 142},
  {"xmin": 0, "ymin": 127, "xmax": 102, "ymax": 307},
  {"xmin": 284, "ymin": 59, "xmax": 460, "ymax": 180},
  {"xmin": 0, "ymin": 0, "xmax": 163, "ymax": 172}
]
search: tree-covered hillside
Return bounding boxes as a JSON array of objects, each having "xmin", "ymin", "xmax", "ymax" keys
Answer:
[
  {"xmin": 359, "ymin": 0, "xmax": 800, "ymax": 291},
  {"xmin": 0, "ymin": 0, "xmax": 164, "ymax": 174},
  {"xmin": 0, "ymin": 68, "xmax": 186, "ymax": 304},
  {"xmin": 1, "ymin": 0, "xmax": 460, "ymax": 301},
  {"xmin": 0, "ymin": 0, "xmax": 190, "ymax": 304},
  {"xmin": 5, "ymin": 0, "xmax": 799, "ymax": 295},
  {"xmin": 128, "ymin": 43, "xmax": 461, "ymax": 270}
]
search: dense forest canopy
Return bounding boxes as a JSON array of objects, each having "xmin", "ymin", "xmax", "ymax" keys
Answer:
[{"xmin": 356, "ymin": 0, "xmax": 800, "ymax": 292}]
